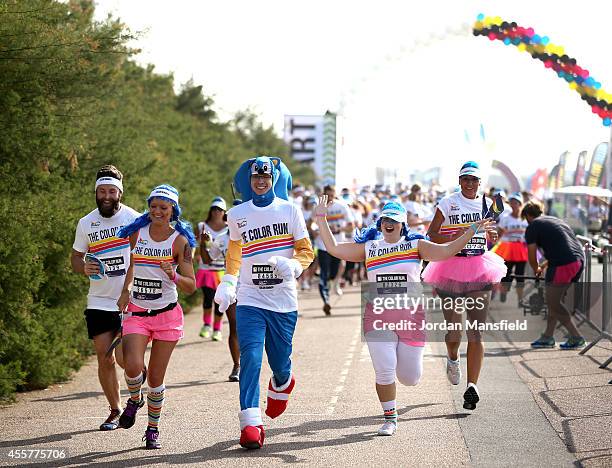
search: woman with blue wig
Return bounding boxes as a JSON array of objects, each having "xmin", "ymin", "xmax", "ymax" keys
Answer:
[
  {"xmin": 116, "ymin": 184, "xmax": 197, "ymax": 449},
  {"xmin": 314, "ymin": 196, "xmax": 492, "ymax": 436}
]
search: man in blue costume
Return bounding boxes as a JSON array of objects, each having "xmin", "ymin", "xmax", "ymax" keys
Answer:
[{"xmin": 215, "ymin": 156, "xmax": 314, "ymax": 449}]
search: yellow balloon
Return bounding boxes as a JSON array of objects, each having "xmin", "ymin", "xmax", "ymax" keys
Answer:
[
  {"xmin": 474, "ymin": 21, "xmax": 483, "ymax": 30},
  {"xmin": 493, "ymin": 16, "xmax": 503, "ymax": 25},
  {"xmin": 569, "ymin": 82, "xmax": 578, "ymax": 90},
  {"xmin": 518, "ymin": 43, "xmax": 527, "ymax": 52}
]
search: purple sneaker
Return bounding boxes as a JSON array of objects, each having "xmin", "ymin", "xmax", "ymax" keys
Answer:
[
  {"xmin": 119, "ymin": 397, "xmax": 144, "ymax": 429},
  {"xmin": 143, "ymin": 427, "xmax": 161, "ymax": 449}
]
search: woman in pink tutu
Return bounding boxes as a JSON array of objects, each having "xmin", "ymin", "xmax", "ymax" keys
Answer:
[
  {"xmin": 424, "ymin": 161, "xmax": 506, "ymax": 410},
  {"xmin": 314, "ymin": 196, "xmax": 492, "ymax": 436},
  {"xmin": 492, "ymin": 192, "xmax": 528, "ymax": 306}
]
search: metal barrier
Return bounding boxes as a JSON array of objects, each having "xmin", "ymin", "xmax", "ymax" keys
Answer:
[{"xmin": 578, "ymin": 242, "xmax": 611, "ymax": 369}]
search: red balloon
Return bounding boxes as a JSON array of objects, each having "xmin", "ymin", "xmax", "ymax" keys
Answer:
[
  {"xmin": 544, "ymin": 61, "xmax": 553, "ymax": 68},
  {"xmin": 488, "ymin": 32, "xmax": 497, "ymax": 40}
]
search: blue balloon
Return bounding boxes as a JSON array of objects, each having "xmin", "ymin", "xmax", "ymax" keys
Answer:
[
  {"xmin": 504, "ymin": 38, "xmax": 511, "ymax": 45},
  {"xmin": 541, "ymin": 36, "xmax": 550, "ymax": 45},
  {"xmin": 532, "ymin": 34, "xmax": 541, "ymax": 44},
  {"xmin": 477, "ymin": 13, "xmax": 485, "ymax": 21},
  {"xmin": 594, "ymin": 81, "xmax": 602, "ymax": 89},
  {"xmin": 558, "ymin": 71, "xmax": 566, "ymax": 78},
  {"xmin": 603, "ymin": 117, "xmax": 611, "ymax": 126},
  {"xmin": 512, "ymin": 38, "xmax": 521, "ymax": 45},
  {"xmin": 565, "ymin": 75, "xmax": 573, "ymax": 82}
]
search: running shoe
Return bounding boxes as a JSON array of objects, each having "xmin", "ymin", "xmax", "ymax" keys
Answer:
[
  {"xmin": 212, "ymin": 330, "xmax": 222, "ymax": 342},
  {"xmin": 559, "ymin": 336, "xmax": 586, "ymax": 350},
  {"xmin": 143, "ymin": 426, "xmax": 161, "ymax": 449},
  {"xmin": 463, "ymin": 383, "xmax": 480, "ymax": 410},
  {"xmin": 377, "ymin": 421, "xmax": 397, "ymax": 436},
  {"xmin": 531, "ymin": 335, "xmax": 555, "ymax": 349},
  {"xmin": 323, "ymin": 302, "xmax": 332, "ymax": 316},
  {"xmin": 199, "ymin": 325, "xmax": 211, "ymax": 339},
  {"xmin": 229, "ymin": 366, "xmax": 240, "ymax": 382},
  {"xmin": 240, "ymin": 425, "xmax": 265, "ymax": 449},
  {"xmin": 446, "ymin": 357, "xmax": 461, "ymax": 385},
  {"xmin": 500, "ymin": 292, "xmax": 507, "ymax": 303},
  {"xmin": 99, "ymin": 407, "xmax": 121, "ymax": 431},
  {"xmin": 334, "ymin": 281, "xmax": 343, "ymax": 296},
  {"xmin": 119, "ymin": 397, "xmax": 145, "ymax": 429}
]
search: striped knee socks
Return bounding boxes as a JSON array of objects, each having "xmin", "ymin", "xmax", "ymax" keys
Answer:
[
  {"xmin": 147, "ymin": 384, "xmax": 165, "ymax": 429},
  {"xmin": 125, "ymin": 372, "xmax": 143, "ymax": 403}
]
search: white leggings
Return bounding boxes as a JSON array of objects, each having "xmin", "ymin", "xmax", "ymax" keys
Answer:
[{"xmin": 365, "ymin": 330, "xmax": 424, "ymax": 386}]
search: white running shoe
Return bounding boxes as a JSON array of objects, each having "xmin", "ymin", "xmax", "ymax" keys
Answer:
[
  {"xmin": 377, "ymin": 421, "xmax": 397, "ymax": 436},
  {"xmin": 446, "ymin": 357, "xmax": 461, "ymax": 385},
  {"xmin": 212, "ymin": 330, "xmax": 222, "ymax": 342},
  {"xmin": 199, "ymin": 325, "xmax": 211, "ymax": 339},
  {"xmin": 334, "ymin": 280, "xmax": 343, "ymax": 296}
]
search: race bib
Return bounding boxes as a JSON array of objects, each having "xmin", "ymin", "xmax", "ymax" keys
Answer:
[
  {"xmin": 251, "ymin": 265, "xmax": 283, "ymax": 288},
  {"xmin": 460, "ymin": 236, "xmax": 486, "ymax": 256},
  {"xmin": 132, "ymin": 277, "xmax": 162, "ymax": 301},
  {"xmin": 376, "ymin": 273, "xmax": 408, "ymax": 294},
  {"xmin": 101, "ymin": 256, "xmax": 126, "ymax": 277}
]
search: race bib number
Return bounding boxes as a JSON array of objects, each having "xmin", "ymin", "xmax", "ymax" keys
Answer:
[
  {"xmin": 132, "ymin": 278, "xmax": 162, "ymax": 301},
  {"xmin": 376, "ymin": 273, "xmax": 408, "ymax": 294},
  {"xmin": 251, "ymin": 265, "xmax": 282, "ymax": 288},
  {"xmin": 101, "ymin": 256, "xmax": 126, "ymax": 277},
  {"xmin": 460, "ymin": 236, "xmax": 486, "ymax": 256}
]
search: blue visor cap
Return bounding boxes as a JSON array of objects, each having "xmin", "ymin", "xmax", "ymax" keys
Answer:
[{"xmin": 380, "ymin": 202, "xmax": 407, "ymax": 224}]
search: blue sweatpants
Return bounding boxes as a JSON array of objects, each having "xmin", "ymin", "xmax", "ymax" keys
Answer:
[{"xmin": 236, "ymin": 305, "xmax": 298, "ymax": 410}]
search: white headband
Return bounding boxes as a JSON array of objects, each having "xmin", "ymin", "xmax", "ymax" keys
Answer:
[
  {"xmin": 148, "ymin": 186, "xmax": 179, "ymax": 205},
  {"xmin": 95, "ymin": 176, "xmax": 123, "ymax": 192}
]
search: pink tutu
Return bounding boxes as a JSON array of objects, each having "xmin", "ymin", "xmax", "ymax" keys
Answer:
[
  {"xmin": 422, "ymin": 251, "xmax": 507, "ymax": 294},
  {"xmin": 195, "ymin": 269, "xmax": 224, "ymax": 289}
]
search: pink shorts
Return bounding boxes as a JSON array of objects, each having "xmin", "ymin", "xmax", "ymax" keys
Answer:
[{"xmin": 123, "ymin": 302, "xmax": 184, "ymax": 342}]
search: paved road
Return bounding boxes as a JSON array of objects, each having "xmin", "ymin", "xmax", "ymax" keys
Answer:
[{"xmin": 1, "ymin": 285, "xmax": 610, "ymax": 467}]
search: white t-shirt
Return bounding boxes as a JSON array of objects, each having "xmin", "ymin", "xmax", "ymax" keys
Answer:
[
  {"xmin": 436, "ymin": 192, "xmax": 490, "ymax": 257},
  {"xmin": 314, "ymin": 199, "xmax": 353, "ymax": 250},
  {"xmin": 498, "ymin": 214, "xmax": 528, "ymax": 243},
  {"xmin": 365, "ymin": 237, "xmax": 423, "ymax": 292},
  {"xmin": 73, "ymin": 204, "xmax": 140, "ymax": 310},
  {"xmin": 209, "ymin": 230, "xmax": 230, "ymax": 263},
  {"xmin": 197, "ymin": 221, "xmax": 228, "ymax": 270},
  {"xmin": 227, "ymin": 198, "xmax": 309, "ymax": 312}
]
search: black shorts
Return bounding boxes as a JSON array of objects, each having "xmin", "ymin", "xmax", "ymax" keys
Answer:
[{"xmin": 84, "ymin": 309, "xmax": 121, "ymax": 339}]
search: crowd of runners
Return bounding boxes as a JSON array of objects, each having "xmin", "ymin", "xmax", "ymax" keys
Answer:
[{"xmin": 71, "ymin": 157, "xmax": 589, "ymax": 450}]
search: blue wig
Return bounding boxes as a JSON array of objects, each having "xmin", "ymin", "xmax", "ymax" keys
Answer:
[{"xmin": 117, "ymin": 184, "xmax": 197, "ymax": 248}]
